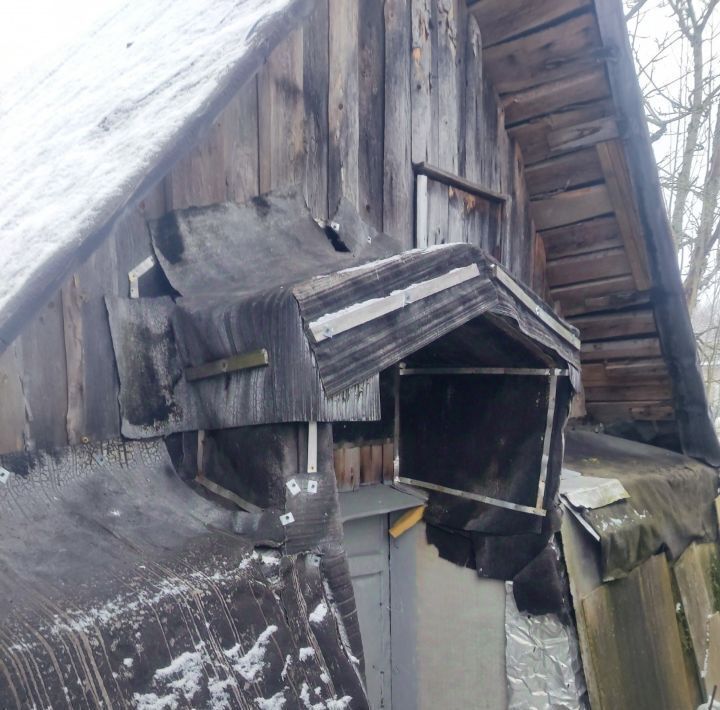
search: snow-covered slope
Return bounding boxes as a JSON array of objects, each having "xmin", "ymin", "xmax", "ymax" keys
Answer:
[{"xmin": 0, "ymin": 0, "xmax": 308, "ymax": 347}]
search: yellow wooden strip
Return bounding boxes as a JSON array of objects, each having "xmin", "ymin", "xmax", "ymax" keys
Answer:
[{"xmin": 389, "ymin": 506, "xmax": 425, "ymax": 539}]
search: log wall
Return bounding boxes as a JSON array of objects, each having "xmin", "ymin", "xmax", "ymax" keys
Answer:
[{"xmin": 0, "ymin": 0, "xmax": 538, "ymax": 455}]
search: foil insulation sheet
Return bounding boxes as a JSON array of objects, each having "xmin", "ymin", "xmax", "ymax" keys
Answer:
[{"xmin": 505, "ymin": 582, "xmax": 586, "ymax": 709}]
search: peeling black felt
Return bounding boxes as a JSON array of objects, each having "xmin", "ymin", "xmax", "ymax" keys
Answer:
[{"xmin": 0, "ymin": 438, "xmax": 368, "ymax": 709}]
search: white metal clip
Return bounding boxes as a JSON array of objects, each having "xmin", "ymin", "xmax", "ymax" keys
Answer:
[
  {"xmin": 128, "ymin": 255, "xmax": 156, "ymax": 299},
  {"xmin": 280, "ymin": 512, "xmax": 295, "ymax": 526},
  {"xmin": 0, "ymin": 467, "xmax": 11, "ymax": 484},
  {"xmin": 307, "ymin": 480, "xmax": 318, "ymax": 495},
  {"xmin": 307, "ymin": 422, "xmax": 318, "ymax": 473},
  {"xmin": 286, "ymin": 479, "xmax": 301, "ymax": 497}
]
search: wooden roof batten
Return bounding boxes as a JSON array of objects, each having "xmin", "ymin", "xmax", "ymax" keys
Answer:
[{"xmin": 469, "ymin": 0, "xmax": 720, "ymax": 464}]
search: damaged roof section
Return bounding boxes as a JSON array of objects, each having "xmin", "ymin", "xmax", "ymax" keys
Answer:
[
  {"xmin": 0, "ymin": 439, "xmax": 363, "ymax": 708},
  {"xmin": 0, "ymin": 0, "xmax": 313, "ymax": 351},
  {"xmin": 107, "ymin": 191, "xmax": 581, "ymax": 436}
]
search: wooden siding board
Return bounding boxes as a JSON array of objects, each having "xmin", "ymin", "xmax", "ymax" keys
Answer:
[
  {"xmin": 569, "ymin": 308, "xmax": 656, "ymax": 341},
  {"xmin": 547, "ymin": 247, "xmax": 631, "ymax": 287},
  {"xmin": 484, "ymin": 12, "xmax": 603, "ymax": 95},
  {"xmin": 329, "ymin": 0, "xmax": 360, "ymax": 212},
  {"xmin": 468, "ymin": 0, "xmax": 592, "ymax": 49},
  {"xmin": 383, "ymin": 0, "xmax": 414, "ymax": 247},
  {"xmin": 581, "ymin": 336, "xmax": 662, "ymax": 361},
  {"xmin": 525, "ymin": 147, "xmax": 604, "ymax": 197},
  {"xmin": 503, "ymin": 68, "xmax": 611, "ymax": 127},
  {"xmin": 304, "ymin": 0, "xmax": 330, "ymax": 219},
  {"xmin": 0, "ymin": 341, "xmax": 26, "ymax": 454},
  {"xmin": 542, "ymin": 215, "xmax": 623, "ymax": 259},
  {"xmin": 359, "ymin": 0, "xmax": 386, "ymax": 230},
  {"xmin": 258, "ymin": 29, "xmax": 305, "ymax": 193},
  {"xmin": 532, "ymin": 184, "xmax": 613, "ymax": 231}
]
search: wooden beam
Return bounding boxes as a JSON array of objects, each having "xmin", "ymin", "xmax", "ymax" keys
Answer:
[
  {"xmin": 507, "ymin": 99, "xmax": 615, "ymax": 165},
  {"xmin": 547, "ymin": 247, "xmax": 630, "ymax": 287},
  {"xmin": 531, "ymin": 184, "xmax": 613, "ymax": 231},
  {"xmin": 547, "ymin": 115, "xmax": 620, "ymax": 153},
  {"xmin": 569, "ymin": 308, "xmax": 656, "ymax": 341},
  {"xmin": 526, "ymin": 148, "xmax": 605, "ymax": 199},
  {"xmin": 468, "ymin": 0, "xmax": 592, "ymax": 49},
  {"xmin": 596, "ymin": 139, "xmax": 651, "ymax": 290},
  {"xmin": 542, "ymin": 214, "xmax": 623, "ymax": 259},
  {"xmin": 581, "ymin": 336, "xmax": 662, "ymax": 361},
  {"xmin": 484, "ymin": 12, "xmax": 604, "ymax": 95},
  {"xmin": 585, "ymin": 384, "xmax": 673, "ymax": 401},
  {"xmin": 561, "ymin": 288, "xmax": 650, "ymax": 316},
  {"xmin": 550, "ymin": 274, "xmax": 636, "ymax": 303},
  {"xmin": 583, "ymin": 358, "xmax": 669, "ymax": 385},
  {"xmin": 503, "ymin": 67, "xmax": 610, "ymax": 125}
]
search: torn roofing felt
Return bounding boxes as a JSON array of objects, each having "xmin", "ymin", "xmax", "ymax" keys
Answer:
[
  {"xmin": 108, "ymin": 192, "xmax": 580, "ymax": 437},
  {"xmin": 0, "ymin": 438, "xmax": 366, "ymax": 709},
  {"xmin": 0, "ymin": 0, "xmax": 313, "ymax": 352},
  {"xmin": 563, "ymin": 429, "xmax": 719, "ymax": 581}
]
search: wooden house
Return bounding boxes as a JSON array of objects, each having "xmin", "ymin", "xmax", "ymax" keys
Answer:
[{"xmin": 0, "ymin": 0, "xmax": 718, "ymax": 708}]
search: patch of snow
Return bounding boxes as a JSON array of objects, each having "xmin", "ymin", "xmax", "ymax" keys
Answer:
[
  {"xmin": 255, "ymin": 691, "xmax": 287, "ymax": 710},
  {"xmin": 132, "ymin": 692, "xmax": 178, "ymax": 710},
  {"xmin": 298, "ymin": 647, "xmax": 315, "ymax": 661},
  {"xmin": 308, "ymin": 602, "xmax": 328, "ymax": 625},
  {"xmin": 0, "ymin": 0, "xmax": 298, "ymax": 333},
  {"xmin": 223, "ymin": 625, "xmax": 278, "ymax": 682},
  {"xmin": 281, "ymin": 654, "xmax": 292, "ymax": 680},
  {"xmin": 153, "ymin": 646, "xmax": 205, "ymax": 701}
]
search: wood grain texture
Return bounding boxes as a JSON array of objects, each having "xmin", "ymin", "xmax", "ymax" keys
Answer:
[
  {"xmin": 359, "ymin": 0, "xmax": 385, "ymax": 229},
  {"xmin": 525, "ymin": 147, "xmax": 604, "ymax": 198},
  {"xmin": 547, "ymin": 247, "xmax": 631, "ymax": 287},
  {"xmin": 542, "ymin": 214, "xmax": 623, "ymax": 259},
  {"xmin": 569, "ymin": 308, "xmax": 656, "ymax": 342},
  {"xmin": 383, "ymin": 0, "xmax": 414, "ymax": 247},
  {"xmin": 329, "ymin": 0, "xmax": 360, "ymax": 212},
  {"xmin": 259, "ymin": 29, "xmax": 305, "ymax": 193},
  {"xmin": 532, "ymin": 184, "xmax": 613, "ymax": 231},
  {"xmin": 303, "ymin": 0, "xmax": 329, "ymax": 219},
  {"xmin": 0, "ymin": 340, "xmax": 26, "ymax": 454},
  {"xmin": 469, "ymin": 0, "xmax": 591, "ymax": 48}
]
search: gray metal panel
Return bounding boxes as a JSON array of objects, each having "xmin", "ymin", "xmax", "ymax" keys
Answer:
[
  {"xmin": 344, "ymin": 515, "xmax": 392, "ymax": 709},
  {"xmin": 339, "ymin": 484, "xmax": 426, "ymax": 522}
]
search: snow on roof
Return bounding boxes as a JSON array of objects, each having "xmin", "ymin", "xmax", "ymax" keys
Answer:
[{"xmin": 0, "ymin": 0, "xmax": 310, "ymax": 348}]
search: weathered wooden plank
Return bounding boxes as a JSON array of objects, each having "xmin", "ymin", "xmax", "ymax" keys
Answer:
[
  {"xmin": 596, "ymin": 139, "xmax": 651, "ymax": 290},
  {"xmin": 525, "ymin": 147, "xmax": 604, "ymax": 198},
  {"xmin": 468, "ymin": 0, "xmax": 591, "ymax": 48},
  {"xmin": 426, "ymin": 180, "xmax": 450, "ymax": 246},
  {"xmin": 547, "ymin": 115, "xmax": 620, "ymax": 154},
  {"xmin": 569, "ymin": 308, "xmax": 656, "ymax": 341},
  {"xmin": 383, "ymin": 0, "xmax": 414, "ymax": 247},
  {"xmin": 258, "ymin": 29, "xmax": 305, "ymax": 193},
  {"xmin": 507, "ymin": 99, "xmax": 615, "ymax": 165},
  {"xmin": 461, "ymin": 15, "xmax": 483, "ymax": 182},
  {"xmin": 585, "ymin": 384, "xmax": 672, "ymax": 402},
  {"xmin": 547, "ymin": 247, "xmax": 631, "ymax": 287},
  {"xmin": 411, "ymin": 0, "xmax": 437, "ymax": 165},
  {"xmin": 329, "ymin": 0, "xmax": 360, "ymax": 212},
  {"xmin": 581, "ymin": 336, "xmax": 662, "ymax": 361},
  {"xmin": 550, "ymin": 274, "xmax": 636, "ymax": 303},
  {"xmin": 582, "ymin": 359, "xmax": 670, "ymax": 385},
  {"xmin": 0, "ymin": 340, "xmax": 26, "ymax": 454},
  {"xmin": 224, "ymin": 81, "xmax": 261, "ymax": 204},
  {"xmin": 437, "ymin": 0, "xmax": 461, "ymax": 174},
  {"xmin": 586, "ymin": 400, "xmax": 674, "ymax": 421},
  {"xmin": 542, "ymin": 214, "xmax": 623, "ymax": 259},
  {"xmin": 532, "ymin": 233, "xmax": 547, "ymax": 297},
  {"xmin": 560, "ymin": 290, "xmax": 650, "ymax": 318},
  {"xmin": 580, "ymin": 555, "xmax": 693, "ymax": 708},
  {"xmin": 484, "ymin": 12, "xmax": 602, "ymax": 95},
  {"xmin": 304, "ymin": 0, "xmax": 330, "ymax": 219},
  {"xmin": 19, "ymin": 296, "xmax": 69, "ymax": 451},
  {"xmin": 382, "ymin": 440, "xmax": 395, "ymax": 482},
  {"xmin": 532, "ymin": 184, "xmax": 613, "ymax": 231},
  {"xmin": 359, "ymin": 0, "xmax": 385, "ymax": 229},
  {"xmin": 339, "ymin": 446, "xmax": 361, "ymax": 491},
  {"xmin": 503, "ymin": 68, "xmax": 610, "ymax": 126}
]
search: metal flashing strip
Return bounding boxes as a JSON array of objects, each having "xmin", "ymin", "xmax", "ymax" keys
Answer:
[
  {"xmin": 308, "ymin": 264, "xmax": 482, "ymax": 343},
  {"xmin": 416, "ymin": 173, "xmax": 429, "ymax": 249},
  {"xmin": 399, "ymin": 366, "xmax": 569, "ymax": 376},
  {"xmin": 128, "ymin": 255, "xmax": 156, "ymax": 298},
  {"xmin": 536, "ymin": 374, "xmax": 558, "ymax": 508},
  {"xmin": 396, "ymin": 476, "xmax": 546, "ymax": 517},
  {"xmin": 490, "ymin": 263, "xmax": 581, "ymax": 349},
  {"xmin": 307, "ymin": 421, "xmax": 318, "ymax": 474},
  {"xmin": 185, "ymin": 348, "xmax": 269, "ymax": 382}
]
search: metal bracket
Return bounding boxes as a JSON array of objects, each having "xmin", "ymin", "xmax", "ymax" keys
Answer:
[
  {"xmin": 128, "ymin": 255, "xmax": 156, "ymax": 299},
  {"xmin": 286, "ymin": 479, "xmax": 301, "ymax": 497},
  {"xmin": 307, "ymin": 422, "xmax": 318, "ymax": 473},
  {"xmin": 0, "ymin": 467, "xmax": 11, "ymax": 484},
  {"xmin": 396, "ymin": 476, "xmax": 546, "ymax": 517},
  {"xmin": 535, "ymin": 374, "xmax": 558, "ymax": 508},
  {"xmin": 185, "ymin": 349, "xmax": 269, "ymax": 382},
  {"xmin": 307, "ymin": 479, "xmax": 318, "ymax": 495},
  {"xmin": 280, "ymin": 512, "xmax": 295, "ymax": 526}
]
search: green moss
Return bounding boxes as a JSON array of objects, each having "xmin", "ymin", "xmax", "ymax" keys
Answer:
[{"xmin": 675, "ymin": 602, "xmax": 694, "ymax": 656}]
